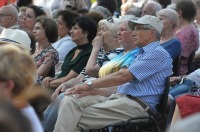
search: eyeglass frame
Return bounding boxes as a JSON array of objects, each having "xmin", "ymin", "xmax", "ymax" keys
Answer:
[
  {"xmin": 132, "ymin": 25, "xmax": 154, "ymax": 32},
  {"xmin": 0, "ymin": 14, "xmax": 12, "ymax": 18}
]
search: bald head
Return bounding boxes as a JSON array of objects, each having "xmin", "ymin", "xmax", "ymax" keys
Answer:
[
  {"xmin": 142, "ymin": 1, "xmax": 162, "ymax": 16},
  {"xmin": 0, "ymin": 5, "xmax": 18, "ymax": 28}
]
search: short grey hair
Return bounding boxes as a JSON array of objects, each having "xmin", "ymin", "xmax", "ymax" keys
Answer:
[
  {"xmin": 89, "ymin": 6, "xmax": 111, "ymax": 18},
  {"xmin": 157, "ymin": 8, "xmax": 178, "ymax": 29}
]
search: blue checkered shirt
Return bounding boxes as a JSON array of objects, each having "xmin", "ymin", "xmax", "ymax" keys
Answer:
[{"xmin": 117, "ymin": 41, "xmax": 172, "ymax": 112}]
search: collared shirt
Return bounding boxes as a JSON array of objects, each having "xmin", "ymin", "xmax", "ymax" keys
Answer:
[{"xmin": 117, "ymin": 41, "xmax": 172, "ymax": 112}]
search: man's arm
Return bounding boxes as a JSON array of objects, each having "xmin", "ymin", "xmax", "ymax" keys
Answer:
[
  {"xmin": 66, "ymin": 68, "xmax": 134, "ymax": 95},
  {"xmin": 91, "ymin": 68, "xmax": 134, "ymax": 89}
]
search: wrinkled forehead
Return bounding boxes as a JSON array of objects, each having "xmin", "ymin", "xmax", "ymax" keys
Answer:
[{"xmin": 0, "ymin": 7, "xmax": 8, "ymax": 13}]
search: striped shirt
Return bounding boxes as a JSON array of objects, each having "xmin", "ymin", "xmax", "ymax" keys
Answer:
[
  {"xmin": 117, "ymin": 41, "xmax": 172, "ymax": 112},
  {"xmin": 82, "ymin": 48, "xmax": 124, "ymax": 82}
]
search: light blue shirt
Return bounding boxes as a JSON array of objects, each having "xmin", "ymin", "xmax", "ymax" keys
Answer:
[
  {"xmin": 117, "ymin": 41, "xmax": 172, "ymax": 111},
  {"xmin": 53, "ymin": 35, "xmax": 76, "ymax": 61}
]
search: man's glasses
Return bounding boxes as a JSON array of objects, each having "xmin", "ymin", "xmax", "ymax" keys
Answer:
[
  {"xmin": 0, "ymin": 14, "xmax": 12, "ymax": 18},
  {"xmin": 133, "ymin": 26, "xmax": 152, "ymax": 32}
]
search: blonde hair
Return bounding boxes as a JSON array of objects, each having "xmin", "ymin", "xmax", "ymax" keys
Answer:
[
  {"xmin": 98, "ymin": 17, "xmax": 121, "ymax": 37},
  {"xmin": 0, "ymin": 44, "xmax": 36, "ymax": 96}
]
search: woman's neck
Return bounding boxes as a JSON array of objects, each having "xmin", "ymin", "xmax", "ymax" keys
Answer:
[
  {"xmin": 122, "ymin": 42, "xmax": 137, "ymax": 52},
  {"xmin": 177, "ymin": 18, "xmax": 191, "ymax": 29},
  {"xmin": 75, "ymin": 39, "xmax": 89, "ymax": 46},
  {"xmin": 37, "ymin": 40, "xmax": 51, "ymax": 51},
  {"xmin": 160, "ymin": 29, "xmax": 175, "ymax": 44},
  {"xmin": 103, "ymin": 40, "xmax": 120, "ymax": 53}
]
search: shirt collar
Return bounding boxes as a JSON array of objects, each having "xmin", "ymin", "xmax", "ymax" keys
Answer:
[{"xmin": 140, "ymin": 41, "xmax": 160, "ymax": 53}]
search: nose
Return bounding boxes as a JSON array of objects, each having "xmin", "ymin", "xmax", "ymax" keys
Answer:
[
  {"xmin": 70, "ymin": 28, "xmax": 73, "ymax": 34},
  {"xmin": 117, "ymin": 30, "xmax": 121, "ymax": 36},
  {"xmin": 98, "ymin": 30, "xmax": 103, "ymax": 36},
  {"xmin": 22, "ymin": 15, "xmax": 26, "ymax": 21},
  {"xmin": 32, "ymin": 27, "xmax": 36, "ymax": 33},
  {"xmin": 131, "ymin": 31, "xmax": 136, "ymax": 36}
]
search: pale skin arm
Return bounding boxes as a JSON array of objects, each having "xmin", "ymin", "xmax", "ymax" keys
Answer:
[
  {"xmin": 65, "ymin": 86, "xmax": 117, "ymax": 98},
  {"xmin": 66, "ymin": 68, "xmax": 134, "ymax": 95},
  {"xmin": 85, "ymin": 36, "xmax": 103, "ymax": 77},
  {"xmin": 37, "ymin": 59, "xmax": 54, "ymax": 78},
  {"xmin": 89, "ymin": 87, "xmax": 117, "ymax": 96},
  {"xmin": 170, "ymin": 104, "xmax": 182, "ymax": 129},
  {"xmin": 49, "ymin": 70, "xmax": 79, "ymax": 88},
  {"xmin": 51, "ymin": 74, "xmax": 85, "ymax": 100}
]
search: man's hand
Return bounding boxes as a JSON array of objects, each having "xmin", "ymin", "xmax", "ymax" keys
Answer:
[
  {"xmin": 64, "ymin": 87, "xmax": 93, "ymax": 98},
  {"xmin": 65, "ymin": 83, "xmax": 89, "ymax": 95}
]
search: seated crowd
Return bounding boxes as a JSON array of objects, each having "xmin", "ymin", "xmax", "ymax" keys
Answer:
[{"xmin": 0, "ymin": 0, "xmax": 199, "ymax": 132}]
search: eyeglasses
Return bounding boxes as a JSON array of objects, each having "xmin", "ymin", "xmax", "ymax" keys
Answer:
[
  {"xmin": 133, "ymin": 26, "xmax": 152, "ymax": 32},
  {"xmin": 0, "ymin": 14, "xmax": 12, "ymax": 18}
]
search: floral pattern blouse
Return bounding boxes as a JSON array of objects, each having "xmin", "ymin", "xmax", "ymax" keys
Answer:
[{"xmin": 34, "ymin": 45, "xmax": 59, "ymax": 77}]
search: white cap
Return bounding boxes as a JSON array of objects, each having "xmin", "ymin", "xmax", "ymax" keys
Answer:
[
  {"xmin": 0, "ymin": 29, "xmax": 31, "ymax": 50},
  {"xmin": 128, "ymin": 15, "xmax": 163, "ymax": 34}
]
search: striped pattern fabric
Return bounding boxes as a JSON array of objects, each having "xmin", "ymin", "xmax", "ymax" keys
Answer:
[
  {"xmin": 82, "ymin": 48, "xmax": 124, "ymax": 82},
  {"xmin": 117, "ymin": 41, "xmax": 172, "ymax": 112}
]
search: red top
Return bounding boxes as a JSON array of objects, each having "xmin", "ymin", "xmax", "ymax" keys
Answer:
[
  {"xmin": 0, "ymin": 0, "xmax": 16, "ymax": 7},
  {"xmin": 176, "ymin": 94, "xmax": 200, "ymax": 118}
]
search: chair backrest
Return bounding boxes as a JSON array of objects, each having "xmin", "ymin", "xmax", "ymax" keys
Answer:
[
  {"xmin": 172, "ymin": 55, "xmax": 181, "ymax": 76},
  {"xmin": 155, "ymin": 77, "xmax": 170, "ymax": 125},
  {"xmin": 187, "ymin": 51, "xmax": 196, "ymax": 74}
]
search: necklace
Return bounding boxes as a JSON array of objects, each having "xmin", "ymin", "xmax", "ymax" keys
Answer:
[{"xmin": 36, "ymin": 44, "xmax": 50, "ymax": 53}]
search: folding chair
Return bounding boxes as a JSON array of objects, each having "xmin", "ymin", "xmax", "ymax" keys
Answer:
[
  {"xmin": 187, "ymin": 51, "xmax": 196, "ymax": 74},
  {"xmin": 172, "ymin": 55, "xmax": 181, "ymax": 76},
  {"xmin": 86, "ymin": 77, "xmax": 170, "ymax": 132}
]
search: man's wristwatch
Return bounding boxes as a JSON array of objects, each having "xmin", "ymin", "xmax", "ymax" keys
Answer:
[{"xmin": 86, "ymin": 81, "xmax": 93, "ymax": 90}]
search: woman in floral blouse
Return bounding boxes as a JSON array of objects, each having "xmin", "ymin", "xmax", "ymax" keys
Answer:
[{"xmin": 32, "ymin": 16, "xmax": 59, "ymax": 81}]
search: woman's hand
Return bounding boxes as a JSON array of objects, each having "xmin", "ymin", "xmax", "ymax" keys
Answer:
[
  {"xmin": 42, "ymin": 77, "xmax": 54, "ymax": 87},
  {"xmin": 51, "ymin": 82, "xmax": 70, "ymax": 100},
  {"xmin": 170, "ymin": 76, "xmax": 182, "ymax": 86},
  {"xmin": 92, "ymin": 35, "xmax": 103, "ymax": 50}
]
